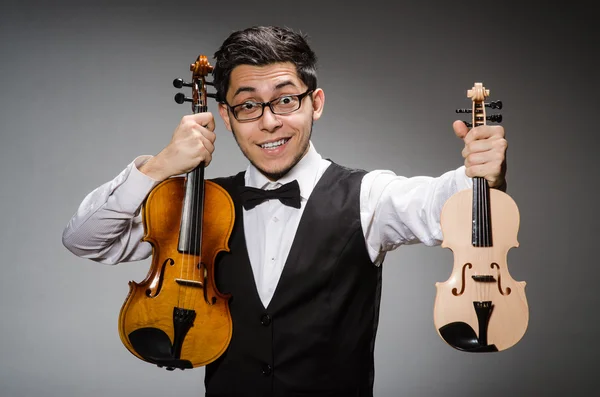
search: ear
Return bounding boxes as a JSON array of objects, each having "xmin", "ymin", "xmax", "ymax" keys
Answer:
[
  {"xmin": 311, "ymin": 88, "xmax": 325, "ymax": 121},
  {"xmin": 218, "ymin": 103, "xmax": 233, "ymax": 132}
]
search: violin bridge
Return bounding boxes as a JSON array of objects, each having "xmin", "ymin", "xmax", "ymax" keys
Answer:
[
  {"xmin": 472, "ymin": 275, "xmax": 496, "ymax": 283},
  {"xmin": 175, "ymin": 278, "xmax": 204, "ymax": 289}
]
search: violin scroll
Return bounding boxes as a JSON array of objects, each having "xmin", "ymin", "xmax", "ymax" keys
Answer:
[
  {"xmin": 455, "ymin": 84, "xmax": 503, "ymax": 128},
  {"xmin": 173, "ymin": 55, "xmax": 217, "ymax": 110}
]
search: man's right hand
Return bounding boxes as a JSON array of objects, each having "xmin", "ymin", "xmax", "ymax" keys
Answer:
[{"xmin": 139, "ymin": 113, "xmax": 216, "ymax": 181}]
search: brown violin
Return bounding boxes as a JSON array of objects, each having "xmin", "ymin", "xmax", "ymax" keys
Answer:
[
  {"xmin": 118, "ymin": 55, "xmax": 234, "ymax": 369},
  {"xmin": 433, "ymin": 83, "xmax": 528, "ymax": 352}
]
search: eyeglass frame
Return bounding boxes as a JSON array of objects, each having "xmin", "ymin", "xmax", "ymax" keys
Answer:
[{"xmin": 222, "ymin": 89, "xmax": 315, "ymax": 122}]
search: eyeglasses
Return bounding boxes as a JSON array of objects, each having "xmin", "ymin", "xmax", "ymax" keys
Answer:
[{"xmin": 225, "ymin": 89, "xmax": 314, "ymax": 122}]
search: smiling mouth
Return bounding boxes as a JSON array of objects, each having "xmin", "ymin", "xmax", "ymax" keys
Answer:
[{"xmin": 259, "ymin": 138, "xmax": 290, "ymax": 149}]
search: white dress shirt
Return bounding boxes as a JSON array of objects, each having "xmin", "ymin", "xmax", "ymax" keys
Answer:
[{"xmin": 62, "ymin": 141, "xmax": 472, "ymax": 307}]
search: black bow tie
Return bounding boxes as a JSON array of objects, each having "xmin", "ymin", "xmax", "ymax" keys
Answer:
[{"xmin": 239, "ymin": 180, "xmax": 301, "ymax": 210}]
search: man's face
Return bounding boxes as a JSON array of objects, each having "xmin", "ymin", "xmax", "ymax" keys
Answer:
[{"xmin": 218, "ymin": 62, "xmax": 324, "ymax": 181}]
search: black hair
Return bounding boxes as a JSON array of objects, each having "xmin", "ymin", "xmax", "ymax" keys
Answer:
[{"xmin": 212, "ymin": 26, "xmax": 318, "ymax": 103}]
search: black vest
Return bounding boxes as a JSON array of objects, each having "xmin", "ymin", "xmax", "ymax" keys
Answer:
[{"xmin": 206, "ymin": 163, "xmax": 383, "ymax": 397}]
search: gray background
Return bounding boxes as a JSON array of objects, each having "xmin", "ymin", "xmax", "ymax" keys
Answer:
[{"xmin": 1, "ymin": 1, "xmax": 597, "ymax": 396}]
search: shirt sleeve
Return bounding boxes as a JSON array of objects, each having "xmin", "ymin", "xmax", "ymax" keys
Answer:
[
  {"xmin": 360, "ymin": 166, "xmax": 472, "ymax": 265},
  {"xmin": 61, "ymin": 156, "xmax": 161, "ymax": 265}
]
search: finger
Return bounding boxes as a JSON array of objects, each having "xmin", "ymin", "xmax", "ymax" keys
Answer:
[
  {"xmin": 465, "ymin": 163, "xmax": 504, "ymax": 186},
  {"xmin": 197, "ymin": 131, "xmax": 215, "ymax": 155},
  {"xmin": 195, "ymin": 123, "xmax": 217, "ymax": 144},
  {"xmin": 463, "ymin": 137, "xmax": 498, "ymax": 155},
  {"xmin": 189, "ymin": 112, "xmax": 216, "ymax": 131},
  {"xmin": 464, "ymin": 125, "xmax": 504, "ymax": 145},
  {"xmin": 468, "ymin": 132, "xmax": 506, "ymax": 152},
  {"xmin": 177, "ymin": 115, "xmax": 216, "ymax": 143},
  {"xmin": 453, "ymin": 120, "xmax": 469, "ymax": 140},
  {"xmin": 178, "ymin": 136, "xmax": 213, "ymax": 169},
  {"xmin": 465, "ymin": 149, "xmax": 504, "ymax": 168},
  {"xmin": 201, "ymin": 151, "xmax": 213, "ymax": 167}
]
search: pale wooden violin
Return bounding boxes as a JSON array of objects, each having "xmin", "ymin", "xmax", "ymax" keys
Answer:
[{"xmin": 433, "ymin": 83, "xmax": 528, "ymax": 352}]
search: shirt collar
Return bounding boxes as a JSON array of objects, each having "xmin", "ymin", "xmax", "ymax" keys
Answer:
[{"xmin": 245, "ymin": 141, "xmax": 323, "ymax": 201}]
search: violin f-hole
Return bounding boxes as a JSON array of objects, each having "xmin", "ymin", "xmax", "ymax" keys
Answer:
[
  {"xmin": 146, "ymin": 258, "xmax": 175, "ymax": 298},
  {"xmin": 491, "ymin": 263, "xmax": 511, "ymax": 296},
  {"xmin": 452, "ymin": 263, "xmax": 472, "ymax": 296}
]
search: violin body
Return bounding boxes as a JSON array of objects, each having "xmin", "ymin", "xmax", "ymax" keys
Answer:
[
  {"xmin": 119, "ymin": 177, "xmax": 234, "ymax": 369},
  {"xmin": 433, "ymin": 82, "xmax": 528, "ymax": 352},
  {"xmin": 434, "ymin": 187, "xmax": 528, "ymax": 352}
]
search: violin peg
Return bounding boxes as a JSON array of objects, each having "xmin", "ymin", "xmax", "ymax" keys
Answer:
[
  {"xmin": 463, "ymin": 121, "xmax": 472, "ymax": 128},
  {"xmin": 475, "ymin": 114, "xmax": 502, "ymax": 123},
  {"xmin": 486, "ymin": 114, "xmax": 503, "ymax": 123},
  {"xmin": 173, "ymin": 78, "xmax": 192, "ymax": 89},
  {"xmin": 485, "ymin": 100, "xmax": 503, "ymax": 110},
  {"xmin": 455, "ymin": 108, "xmax": 473, "ymax": 114},
  {"xmin": 174, "ymin": 93, "xmax": 192, "ymax": 104}
]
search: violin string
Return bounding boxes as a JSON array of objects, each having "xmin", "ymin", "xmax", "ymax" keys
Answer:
[
  {"xmin": 485, "ymin": 179, "xmax": 490, "ymax": 303},
  {"xmin": 185, "ymin": 168, "xmax": 193, "ymax": 312},
  {"xmin": 178, "ymin": 178, "xmax": 186, "ymax": 309},
  {"xmin": 189, "ymin": 99, "xmax": 208, "ymax": 313},
  {"xmin": 194, "ymin": 154, "xmax": 202, "ymax": 311},
  {"xmin": 484, "ymin": 179, "xmax": 487, "ymax": 246},
  {"xmin": 196, "ymin": 101, "xmax": 208, "ymax": 311},
  {"xmin": 484, "ymin": 178, "xmax": 490, "ymax": 301},
  {"xmin": 185, "ymin": 158, "xmax": 196, "ymax": 313},
  {"xmin": 189, "ymin": 89, "xmax": 203, "ymax": 313},
  {"xmin": 181, "ymin": 97, "xmax": 199, "ymax": 312},
  {"xmin": 194, "ymin": 180, "xmax": 200, "ymax": 310},
  {"xmin": 182, "ymin": 93, "xmax": 200, "ymax": 312},
  {"xmin": 483, "ymin": 103, "xmax": 491, "ymax": 302},
  {"xmin": 482, "ymin": 110, "xmax": 491, "ymax": 303},
  {"xmin": 184, "ymin": 102, "xmax": 198, "ymax": 312},
  {"xmin": 477, "ymin": 178, "xmax": 482, "ymax": 248},
  {"xmin": 476, "ymin": 178, "xmax": 480, "ymax": 247},
  {"xmin": 481, "ymin": 178, "xmax": 486, "ymax": 247},
  {"xmin": 479, "ymin": 178, "xmax": 487, "ymax": 302},
  {"xmin": 480, "ymin": 179, "xmax": 485, "ymax": 247},
  {"xmin": 180, "ymin": 170, "xmax": 189, "ymax": 310},
  {"xmin": 473, "ymin": 176, "xmax": 477, "ymax": 247},
  {"xmin": 482, "ymin": 108, "xmax": 491, "ymax": 249},
  {"xmin": 474, "ymin": 178, "xmax": 479, "ymax": 301},
  {"xmin": 187, "ymin": 108, "xmax": 202, "ymax": 313}
]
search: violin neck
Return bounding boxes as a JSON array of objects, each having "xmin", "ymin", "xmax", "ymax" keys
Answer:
[
  {"xmin": 469, "ymin": 84, "xmax": 493, "ymax": 248},
  {"xmin": 472, "ymin": 176, "xmax": 492, "ymax": 247},
  {"xmin": 178, "ymin": 164, "xmax": 205, "ymax": 255},
  {"xmin": 178, "ymin": 102, "xmax": 208, "ymax": 255}
]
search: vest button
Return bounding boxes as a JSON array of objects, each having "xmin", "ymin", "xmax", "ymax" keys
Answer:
[
  {"xmin": 261, "ymin": 363, "xmax": 272, "ymax": 376},
  {"xmin": 260, "ymin": 313, "xmax": 272, "ymax": 326}
]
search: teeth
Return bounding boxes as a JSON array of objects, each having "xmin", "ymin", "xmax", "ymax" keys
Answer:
[{"xmin": 261, "ymin": 138, "xmax": 287, "ymax": 149}]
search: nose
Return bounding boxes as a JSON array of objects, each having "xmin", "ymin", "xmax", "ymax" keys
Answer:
[{"xmin": 259, "ymin": 106, "xmax": 282, "ymax": 132}]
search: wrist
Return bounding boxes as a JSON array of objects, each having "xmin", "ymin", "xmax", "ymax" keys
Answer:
[{"xmin": 138, "ymin": 156, "xmax": 169, "ymax": 182}]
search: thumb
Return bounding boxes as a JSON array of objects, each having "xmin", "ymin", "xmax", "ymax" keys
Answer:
[{"xmin": 453, "ymin": 119, "xmax": 469, "ymax": 141}]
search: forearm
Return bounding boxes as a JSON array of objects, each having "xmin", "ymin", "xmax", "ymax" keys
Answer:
[
  {"xmin": 361, "ymin": 166, "xmax": 472, "ymax": 261},
  {"xmin": 62, "ymin": 156, "xmax": 159, "ymax": 264}
]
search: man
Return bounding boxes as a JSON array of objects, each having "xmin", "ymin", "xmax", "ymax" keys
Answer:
[{"xmin": 62, "ymin": 26, "xmax": 508, "ymax": 397}]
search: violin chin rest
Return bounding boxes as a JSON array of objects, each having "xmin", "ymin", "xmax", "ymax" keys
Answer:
[
  {"xmin": 128, "ymin": 327, "xmax": 193, "ymax": 369},
  {"xmin": 439, "ymin": 322, "xmax": 498, "ymax": 353}
]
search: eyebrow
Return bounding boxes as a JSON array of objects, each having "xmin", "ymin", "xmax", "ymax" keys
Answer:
[{"xmin": 232, "ymin": 80, "xmax": 298, "ymax": 99}]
